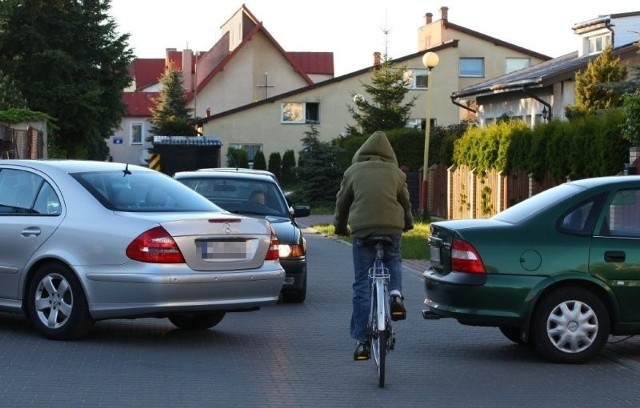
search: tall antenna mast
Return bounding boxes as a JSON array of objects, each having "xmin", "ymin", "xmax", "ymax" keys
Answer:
[{"xmin": 381, "ymin": 9, "xmax": 391, "ymax": 59}]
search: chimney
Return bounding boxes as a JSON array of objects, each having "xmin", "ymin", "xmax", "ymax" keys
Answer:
[
  {"xmin": 373, "ymin": 51, "xmax": 381, "ymax": 67},
  {"xmin": 182, "ymin": 49, "xmax": 193, "ymax": 92},
  {"xmin": 425, "ymin": 12, "xmax": 433, "ymax": 24},
  {"xmin": 440, "ymin": 6, "xmax": 448, "ymax": 21}
]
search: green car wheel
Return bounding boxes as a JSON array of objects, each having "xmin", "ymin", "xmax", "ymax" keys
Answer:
[{"xmin": 531, "ymin": 287, "xmax": 610, "ymax": 364}]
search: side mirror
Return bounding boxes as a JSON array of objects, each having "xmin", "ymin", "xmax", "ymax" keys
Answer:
[{"xmin": 293, "ymin": 205, "xmax": 310, "ymax": 218}]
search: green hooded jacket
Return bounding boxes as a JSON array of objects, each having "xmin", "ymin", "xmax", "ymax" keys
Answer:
[{"xmin": 333, "ymin": 131, "xmax": 414, "ymax": 238}]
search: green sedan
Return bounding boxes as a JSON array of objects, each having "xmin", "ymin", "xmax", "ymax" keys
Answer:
[{"xmin": 423, "ymin": 175, "xmax": 640, "ymax": 364}]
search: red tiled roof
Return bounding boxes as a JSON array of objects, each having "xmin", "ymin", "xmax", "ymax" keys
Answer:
[
  {"xmin": 122, "ymin": 92, "xmax": 158, "ymax": 117},
  {"xmin": 130, "ymin": 59, "xmax": 164, "ymax": 90},
  {"xmin": 122, "ymin": 4, "xmax": 334, "ymax": 116},
  {"xmin": 287, "ymin": 52, "xmax": 334, "ymax": 76}
]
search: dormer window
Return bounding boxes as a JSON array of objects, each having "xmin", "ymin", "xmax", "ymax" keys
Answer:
[{"xmin": 587, "ymin": 34, "xmax": 611, "ymax": 54}]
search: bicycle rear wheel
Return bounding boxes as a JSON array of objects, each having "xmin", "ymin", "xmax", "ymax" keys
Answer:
[{"xmin": 371, "ymin": 279, "xmax": 387, "ymax": 388}]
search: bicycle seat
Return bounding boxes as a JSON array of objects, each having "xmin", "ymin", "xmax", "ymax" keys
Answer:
[{"xmin": 364, "ymin": 235, "xmax": 394, "ymax": 247}]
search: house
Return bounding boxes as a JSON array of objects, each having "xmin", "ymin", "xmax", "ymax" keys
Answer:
[
  {"xmin": 451, "ymin": 11, "xmax": 640, "ymax": 127},
  {"xmin": 434, "ymin": 11, "xmax": 640, "ymax": 220},
  {"xmin": 195, "ymin": 6, "xmax": 550, "ymax": 166},
  {"xmin": 110, "ymin": 4, "xmax": 334, "ymax": 165}
]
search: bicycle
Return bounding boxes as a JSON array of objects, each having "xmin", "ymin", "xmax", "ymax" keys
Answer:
[{"xmin": 364, "ymin": 235, "xmax": 396, "ymax": 388}]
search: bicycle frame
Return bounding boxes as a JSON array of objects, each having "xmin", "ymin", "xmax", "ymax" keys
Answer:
[{"xmin": 370, "ymin": 257, "xmax": 390, "ymax": 333}]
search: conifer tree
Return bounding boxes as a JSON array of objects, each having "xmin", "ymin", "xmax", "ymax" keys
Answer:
[
  {"xmin": 281, "ymin": 149, "xmax": 296, "ymax": 187},
  {"xmin": 566, "ymin": 46, "xmax": 628, "ymax": 119},
  {"xmin": 268, "ymin": 152, "xmax": 282, "ymax": 180},
  {"xmin": 148, "ymin": 63, "xmax": 197, "ymax": 137},
  {"xmin": 346, "ymin": 54, "xmax": 417, "ymax": 135},
  {"xmin": 0, "ymin": 0, "xmax": 134, "ymax": 159},
  {"xmin": 252, "ymin": 150, "xmax": 267, "ymax": 170}
]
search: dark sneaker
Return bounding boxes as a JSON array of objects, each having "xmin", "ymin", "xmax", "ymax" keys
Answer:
[
  {"xmin": 390, "ymin": 295, "xmax": 406, "ymax": 321},
  {"xmin": 353, "ymin": 341, "xmax": 370, "ymax": 361}
]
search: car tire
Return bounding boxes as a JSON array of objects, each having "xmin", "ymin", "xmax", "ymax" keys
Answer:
[
  {"xmin": 27, "ymin": 262, "xmax": 94, "ymax": 340},
  {"xmin": 531, "ymin": 287, "xmax": 610, "ymax": 364},
  {"xmin": 282, "ymin": 273, "xmax": 307, "ymax": 303},
  {"xmin": 168, "ymin": 312, "xmax": 226, "ymax": 330},
  {"xmin": 499, "ymin": 326, "xmax": 528, "ymax": 345}
]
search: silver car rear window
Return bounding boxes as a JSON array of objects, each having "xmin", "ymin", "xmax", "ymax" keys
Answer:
[{"xmin": 73, "ymin": 170, "xmax": 222, "ymax": 212}]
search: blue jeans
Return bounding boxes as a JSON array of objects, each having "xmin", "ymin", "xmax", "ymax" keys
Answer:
[{"xmin": 350, "ymin": 234, "xmax": 402, "ymax": 342}]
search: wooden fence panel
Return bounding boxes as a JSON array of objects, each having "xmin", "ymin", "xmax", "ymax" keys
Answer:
[
  {"xmin": 443, "ymin": 166, "xmax": 564, "ymax": 220},
  {"xmin": 428, "ymin": 164, "xmax": 448, "ymax": 219}
]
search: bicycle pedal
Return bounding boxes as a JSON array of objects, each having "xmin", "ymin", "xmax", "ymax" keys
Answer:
[{"xmin": 391, "ymin": 312, "xmax": 406, "ymax": 321}]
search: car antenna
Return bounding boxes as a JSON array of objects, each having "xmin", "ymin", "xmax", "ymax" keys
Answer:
[{"xmin": 122, "ymin": 163, "xmax": 131, "ymax": 177}]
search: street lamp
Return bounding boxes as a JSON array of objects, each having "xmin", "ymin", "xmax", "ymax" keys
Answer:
[{"xmin": 420, "ymin": 51, "xmax": 439, "ymax": 217}]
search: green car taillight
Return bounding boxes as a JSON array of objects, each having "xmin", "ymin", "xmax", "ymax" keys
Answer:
[{"xmin": 451, "ymin": 238, "xmax": 486, "ymax": 274}]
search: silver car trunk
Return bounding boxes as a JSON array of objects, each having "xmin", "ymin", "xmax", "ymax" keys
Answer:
[{"xmin": 159, "ymin": 215, "xmax": 274, "ymax": 271}]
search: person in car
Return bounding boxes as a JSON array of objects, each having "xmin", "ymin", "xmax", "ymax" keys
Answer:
[{"xmin": 249, "ymin": 190, "xmax": 266, "ymax": 205}]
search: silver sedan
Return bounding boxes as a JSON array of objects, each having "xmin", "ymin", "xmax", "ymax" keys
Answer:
[{"xmin": 0, "ymin": 160, "xmax": 285, "ymax": 340}]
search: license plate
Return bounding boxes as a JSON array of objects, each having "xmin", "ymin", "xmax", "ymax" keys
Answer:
[
  {"xmin": 430, "ymin": 245, "xmax": 441, "ymax": 266},
  {"xmin": 198, "ymin": 240, "xmax": 247, "ymax": 259}
]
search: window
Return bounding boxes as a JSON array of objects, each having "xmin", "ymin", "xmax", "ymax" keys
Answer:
[
  {"xmin": 505, "ymin": 58, "xmax": 530, "ymax": 74},
  {"xmin": 131, "ymin": 122, "xmax": 143, "ymax": 144},
  {"xmin": 587, "ymin": 34, "xmax": 611, "ymax": 54},
  {"xmin": 281, "ymin": 102, "xmax": 320, "ymax": 124},
  {"xmin": 409, "ymin": 69, "xmax": 429, "ymax": 89},
  {"xmin": 459, "ymin": 58, "xmax": 484, "ymax": 77},
  {"xmin": 605, "ymin": 189, "xmax": 640, "ymax": 237},
  {"xmin": 229, "ymin": 144, "xmax": 262, "ymax": 162},
  {"xmin": 0, "ymin": 168, "xmax": 60, "ymax": 215},
  {"xmin": 560, "ymin": 202, "xmax": 594, "ymax": 235}
]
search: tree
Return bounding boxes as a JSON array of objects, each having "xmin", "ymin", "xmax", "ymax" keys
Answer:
[
  {"xmin": 252, "ymin": 150, "xmax": 266, "ymax": 170},
  {"xmin": 565, "ymin": 46, "xmax": 628, "ymax": 119},
  {"xmin": 268, "ymin": 152, "xmax": 282, "ymax": 180},
  {"xmin": 148, "ymin": 63, "xmax": 197, "ymax": 137},
  {"xmin": 297, "ymin": 125, "xmax": 345, "ymax": 203},
  {"xmin": 0, "ymin": 0, "xmax": 134, "ymax": 159},
  {"xmin": 346, "ymin": 54, "xmax": 417, "ymax": 135},
  {"xmin": 622, "ymin": 36, "xmax": 640, "ymax": 146},
  {"xmin": 281, "ymin": 149, "xmax": 296, "ymax": 187},
  {"xmin": 0, "ymin": 70, "xmax": 27, "ymax": 110}
]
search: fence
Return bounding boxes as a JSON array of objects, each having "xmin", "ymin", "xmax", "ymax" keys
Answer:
[{"xmin": 416, "ymin": 164, "xmax": 561, "ymax": 220}]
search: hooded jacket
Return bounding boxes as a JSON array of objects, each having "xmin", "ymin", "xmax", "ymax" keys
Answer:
[{"xmin": 333, "ymin": 131, "xmax": 414, "ymax": 238}]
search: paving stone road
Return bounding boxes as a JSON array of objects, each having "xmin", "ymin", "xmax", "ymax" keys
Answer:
[{"xmin": 0, "ymin": 217, "xmax": 639, "ymax": 407}]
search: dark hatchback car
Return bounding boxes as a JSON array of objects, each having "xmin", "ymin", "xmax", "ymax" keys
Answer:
[
  {"xmin": 423, "ymin": 176, "xmax": 640, "ymax": 363},
  {"xmin": 174, "ymin": 169, "xmax": 310, "ymax": 303}
]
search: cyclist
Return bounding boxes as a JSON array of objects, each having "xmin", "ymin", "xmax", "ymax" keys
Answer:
[{"xmin": 333, "ymin": 130, "xmax": 414, "ymax": 361}]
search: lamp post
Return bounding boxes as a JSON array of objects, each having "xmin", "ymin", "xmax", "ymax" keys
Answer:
[{"xmin": 420, "ymin": 51, "xmax": 439, "ymax": 218}]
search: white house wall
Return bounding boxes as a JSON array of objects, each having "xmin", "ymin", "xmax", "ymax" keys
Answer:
[
  {"xmin": 201, "ymin": 42, "xmax": 544, "ymax": 162},
  {"xmin": 201, "ymin": 73, "xmax": 366, "ymax": 161},
  {"xmin": 188, "ymin": 32, "xmax": 310, "ymax": 119},
  {"xmin": 110, "ymin": 116, "xmax": 149, "ymax": 165}
]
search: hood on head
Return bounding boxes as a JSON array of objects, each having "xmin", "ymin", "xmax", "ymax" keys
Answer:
[{"xmin": 352, "ymin": 131, "xmax": 398, "ymax": 165}]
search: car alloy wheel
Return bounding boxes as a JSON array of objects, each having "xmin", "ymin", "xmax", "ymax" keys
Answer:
[
  {"xmin": 27, "ymin": 262, "xmax": 94, "ymax": 340},
  {"xmin": 532, "ymin": 287, "xmax": 609, "ymax": 364}
]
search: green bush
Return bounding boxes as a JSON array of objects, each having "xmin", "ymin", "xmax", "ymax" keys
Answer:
[{"xmin": 451, "ymin": 111, "xmax": 629, "ymax": 182}]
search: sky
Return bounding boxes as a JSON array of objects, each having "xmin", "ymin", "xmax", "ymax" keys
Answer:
[{"xmin": 110, "ymin": 0, "xmax": 640, "ymax": 76}]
